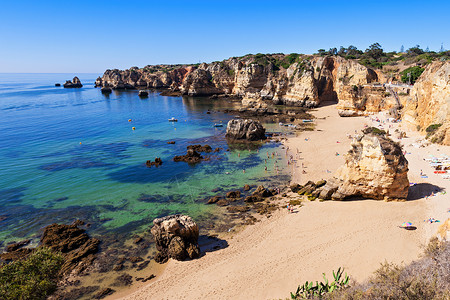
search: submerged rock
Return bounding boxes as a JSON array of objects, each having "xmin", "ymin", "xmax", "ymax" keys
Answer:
[
  {"xmin": 63, "ymin": 76, "xmax": 83, "ymax": 88},
  {"xmin": 319, "ymin": 130, "xmax": 409, "ymax": 200},
  {"xmin": 151, "ymin": 214, "xmax": 200, "ymax": 263},
  {"xmin": 225, "ymin": 119, "xmax": 266, "ymax": 141},
  {"xmin": 146, "ymin": 157, "xmax": 162, "ymax": 167}
]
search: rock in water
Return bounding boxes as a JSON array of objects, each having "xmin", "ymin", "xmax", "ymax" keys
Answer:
[
  {"xmin": 319, "ymin": 130, "xmax": 409, "ymax": 200},
  {"xmin": 63, "ymin": 76, "xmax": 83, "ymax": 88},
  {"xmin": 151, "ymin": 214, "xmax": 200, "ymax": 263},
  {"xmin": 101, "ymin": 87, "xmax": 112, "ymax": 94},
  {"xmin": 138, "ymin": 90, "xmax": 149, "ymax": 97},
  {"xmin": 225, "ymin": 119, "xmax": 266, "ymax": 141}
]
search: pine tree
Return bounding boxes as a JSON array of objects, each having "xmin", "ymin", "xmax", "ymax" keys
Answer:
[
  {"xmin": 440, "ymin": 43, "xmax": 445, "ymax": 53},
  {"xmin": 400, "ymin": 45, "xmax": 404, "ymax": 53},
  {"xmin": 425, "ymin": 46, "xmax": 429, "ymax": 52}
]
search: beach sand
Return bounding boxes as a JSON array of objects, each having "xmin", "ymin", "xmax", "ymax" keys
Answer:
[{"xmin": 115, "ymin": 103, "xmax": 449, "ymax": 300}]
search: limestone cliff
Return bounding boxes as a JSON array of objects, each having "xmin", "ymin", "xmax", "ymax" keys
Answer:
[
  {"xmin": 402, "ymin": 61, "xmax": 450, "ymax": 145},
  {"xmin": 319, "ymin": 129, "xmax": 409, "ymax": 201},
  {"xmin": 97, "ymin": 55, "xmax": 380, "ymax": 109}
]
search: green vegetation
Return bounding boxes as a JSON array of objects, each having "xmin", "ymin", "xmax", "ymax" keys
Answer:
[
  {"xmin": 315, "ymin": 43, "xmax": 450, "ymax": 69},
  {"xmin": 400, "ymin": 66, "xmax": 425, "ymax": 84},
  {"xmin": 425, "ymin": 123, "xmax": 443, "ymax": 139},
  {"xmin": 327, "ymin": 239, "xmax": 450, "ymax": 299},
  {"xmin": 0, "ymin": 247, "xmax": 64, "ymax": 300},
  {"xmin": 362, "ymin": 127, "xmax": 387, "ymax": 136},
  {"xmin": 291, "ymin": 268, "xmax": 349, "ymax": 299}
]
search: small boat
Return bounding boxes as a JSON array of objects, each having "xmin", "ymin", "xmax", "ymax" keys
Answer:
[
  {"xmin": 213, "ymin": 123, "xmax": 223, "ymax": 127},
  {"xmin": 168, "ymin": 117, "xmax": 178, "ymax": 122},
  {"xmin": 302, "ymin": 119, "xmax": 313, "ymax": 123}
]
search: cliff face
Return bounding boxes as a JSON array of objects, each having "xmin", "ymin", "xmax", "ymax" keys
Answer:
[
  {"xmin": 402, "ymin": 61, "xmax": 450, "ymax": 145},
  {"xmin": 97, "ymin": 55, "xmax": 381, "ymax": 109}
]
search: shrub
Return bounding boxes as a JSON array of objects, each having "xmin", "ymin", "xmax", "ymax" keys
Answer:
[
  {"xmin": 291, "ymin": 268, "xmax": 349, "ymax": 299},
  {"xmin": 362, "ymin": 127, "xmax": 386, "ymax": 136},
  {"xmin": 0, "ymin": 247, "xmax": 64, "ymax": 300},
  {"xmin": 326, "ymin": 240, "xmax": 450, "ymax": 300},
  {"xmin": 425, "ymin": 123, "xmax": 442, "ymax": 139},
  {"xmin": 400, "ymin": 66, "xmax": 425, "ymax": 84}
]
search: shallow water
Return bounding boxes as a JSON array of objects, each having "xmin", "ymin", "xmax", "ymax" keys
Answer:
[{"xmin": 0, "ymin": 73, "xmax": 290, "ymax": 244}]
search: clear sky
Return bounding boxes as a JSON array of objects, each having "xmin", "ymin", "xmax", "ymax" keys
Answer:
[{"xmin": 1, "ymin": 0, "xmax": 449, "ymax": 73}]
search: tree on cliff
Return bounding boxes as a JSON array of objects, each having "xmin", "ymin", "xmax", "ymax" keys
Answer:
[{"xmin": 365, "ymin": 43, "xmax": 384, "ymax": 59}]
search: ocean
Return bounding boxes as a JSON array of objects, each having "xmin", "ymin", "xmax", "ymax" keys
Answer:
[{"xmin": 0, "ymin": 73, "xmax": 290, "ymax": 245}]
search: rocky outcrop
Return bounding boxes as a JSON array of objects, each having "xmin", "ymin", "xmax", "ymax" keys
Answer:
[
  {"xmin": 226, "ymin": 119, "xmax": 266, "ymax": 141},
  {"xmin": 63, "ymin": 76, "xmax": 83, "ymax": 88},
  {"xmin": 151, "ymin": 214, "xmax": 200, "ymax": 263},
  {"xmin": 173, "ymin": 149, "xmax": 203, "ymax": 164},
  {"xmin": 97, "ymin": 55, "xmax": 381, "ymax": 109},
  {"xmin": 41, "ymin": 223, "xmax": 100, "ymax": 275},
  {"xmin": 402, "ymin": 61, "xmax": 450, "ymax": 145},
  {"xmin": 319, "ymin": 129, "xmax": 409, "ymax": 200}
]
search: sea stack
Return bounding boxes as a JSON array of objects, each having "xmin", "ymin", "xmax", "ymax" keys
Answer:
[
  {"xmin": 63, "ymin": 76, "xmax": 83, "ymax": 88},
  {"xmin": 319, "ymin": 128, "xmax": 409, "ymax": 201},
  {"xmin": 225, "ymin": 119, "xmax": 266, "ymax": 141}
]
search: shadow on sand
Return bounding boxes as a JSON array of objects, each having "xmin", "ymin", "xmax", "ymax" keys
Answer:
[
  {"xmin": 407, "ymin": 183, "xmax": 444, "ymax": 201},
  {"xmin": 198, "ymin": 235, "xmax": 229, "ymax": 256}
]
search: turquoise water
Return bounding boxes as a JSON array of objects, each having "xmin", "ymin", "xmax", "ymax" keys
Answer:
[{"xmin": 0, "ymin": 74, "xmax": 289, "ymax": 244}]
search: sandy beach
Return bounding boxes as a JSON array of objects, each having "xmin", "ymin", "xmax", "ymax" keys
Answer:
[{"xmin": 116, "ymin": 103, "xmax": 449, "ymax": 300}]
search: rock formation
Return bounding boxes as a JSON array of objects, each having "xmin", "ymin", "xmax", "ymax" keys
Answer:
[
  {"xmin": 226, "ymin": 119, "xmax": 266, "ymax": 141},
  {"xmin": 41, "ymin": 223, "xmax": 100, "ymax": 275},
  {"xmin": 318, "ymin": 128, "xmax": 409, "ymax": 200},
  {"xmin": 96, "ymin": 55, "xmax": 381, "ymax": 109},
  {"xmin": 63, "ymin": 76, "xmax": 83, "ymax": 88},
  {"xmin": 402, "ymin": 61, "xmax": 450, "ymax": 145},
  {"xmin": 151, "ymin": 214, "xmax": 200, "ymax": 263}
]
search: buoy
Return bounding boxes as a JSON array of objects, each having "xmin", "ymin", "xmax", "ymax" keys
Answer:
[
  {"xmin": 128, "ymin": 119, "xmax": 132, "ymax": 122},
  {"xmin": 132, "ymin": 127, "xmax": 136, "ymax": 130},
  {"xmin": 79, "ymin": 142, "xmax": 82, "ymax": 145},
  {"xmin": 174, "ymin": 128, "xmax": 176, "ymax": 130}
]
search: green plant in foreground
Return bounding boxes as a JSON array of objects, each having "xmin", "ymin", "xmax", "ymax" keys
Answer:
[
  {"xmin": 291, "ymin": 268, "xmax": 349, "ymax": 299},
  {"xmin": 0, "ymin": 247, "xmax": 64, "ymax": 300}
]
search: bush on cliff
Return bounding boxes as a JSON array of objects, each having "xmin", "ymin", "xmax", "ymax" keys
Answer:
[
  {"xmin": 0, "ymin": 247, "xmax": 64, "ymax": 300},
  {"xmin": 400, "ymin": 66, "xmax": 425, "ymax": 84}
]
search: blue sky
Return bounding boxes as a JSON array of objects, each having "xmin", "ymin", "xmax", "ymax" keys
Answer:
[{"xmin": 0, "ymin": 0, "xmax": 449, "ymax": 73}]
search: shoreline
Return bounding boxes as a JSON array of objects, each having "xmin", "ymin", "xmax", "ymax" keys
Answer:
[{"xmin": 116, "ymin": 103, "xmax": 449, "ymax": 300}]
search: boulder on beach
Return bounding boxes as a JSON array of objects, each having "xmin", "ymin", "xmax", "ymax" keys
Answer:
[
  {"xmin": 63, "ymin": 76, "xmax": 83, "ymax": 88},
  {"xmin": 151, "ymin": 214, "xmax": 200, "ymax": 263},
  {"xmin": 318, "ymin": 129, "xmax": 409, "ymax": 201},
  {"xmin": 225, "ymin": 119, "xmax": 266, "ymax": 141}
]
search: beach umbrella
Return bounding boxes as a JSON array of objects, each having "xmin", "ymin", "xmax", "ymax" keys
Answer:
[{"xmin": 400, "ymin": 222, "xmax": 412, "ymax": 228}]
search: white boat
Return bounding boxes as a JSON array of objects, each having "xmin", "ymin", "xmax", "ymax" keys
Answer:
[
  {"xmin": 168, "ymin": 117, "xmax": 178, "ymax": 122},
  {"xmin": 213, "ymin": 123, "xmax": 223, "ymax": 127}
]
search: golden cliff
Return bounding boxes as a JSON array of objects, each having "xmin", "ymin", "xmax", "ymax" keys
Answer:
[
  {"xmin": 402, "ymin": 61, "xmax": 450, "ymax": 145},
  {"xmin": 96, "ymin": 55, "xmax": 381, "ymax": 109}
]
